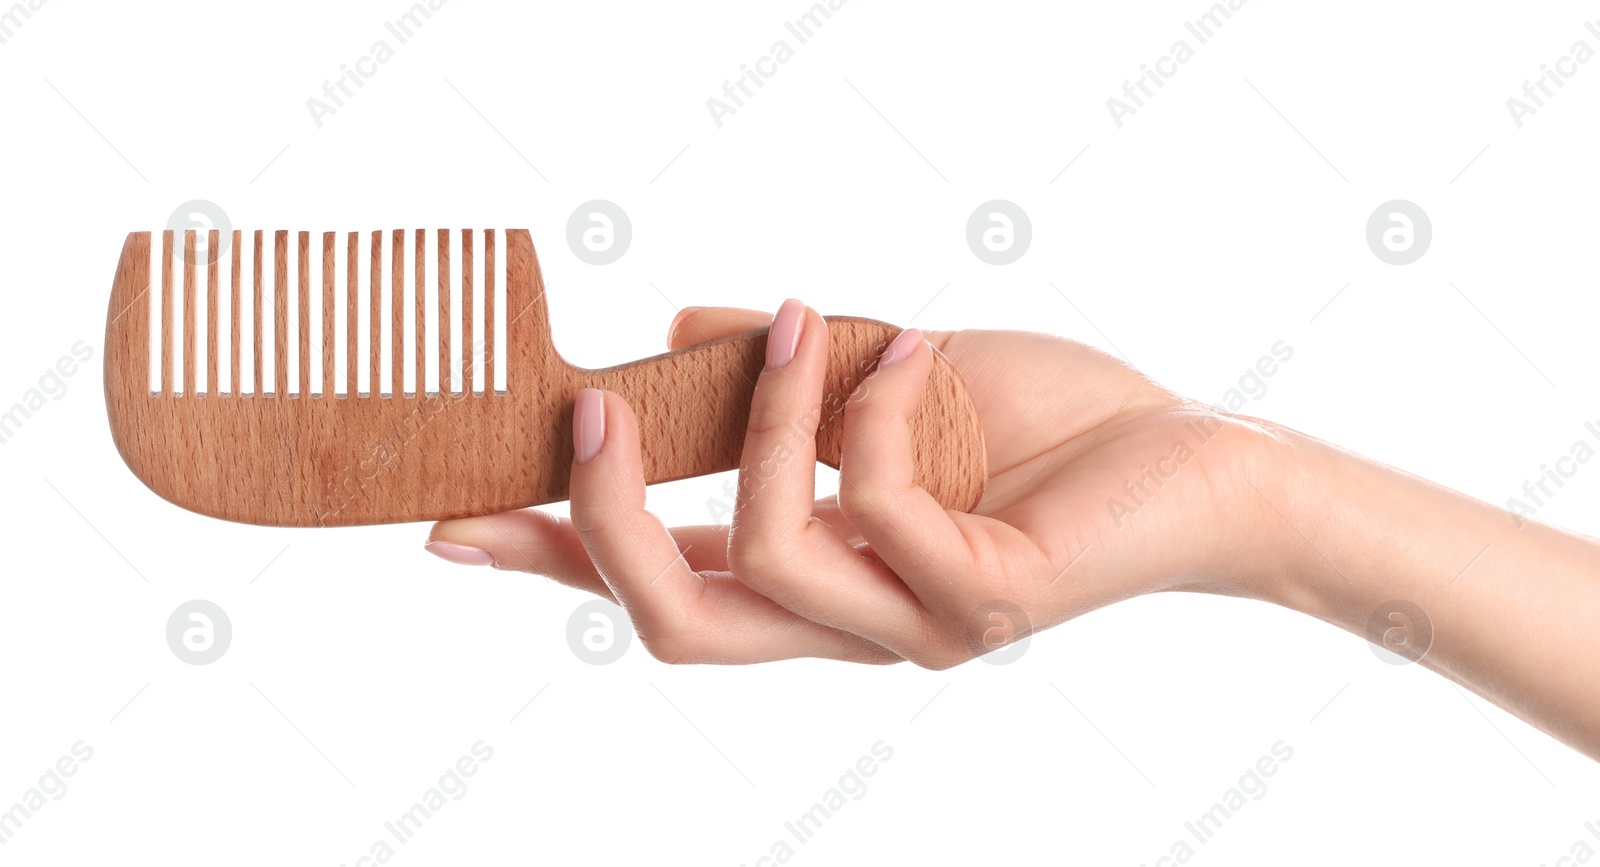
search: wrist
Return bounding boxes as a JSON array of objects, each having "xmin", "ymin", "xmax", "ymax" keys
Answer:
[
  {"xmin": 1147, "ymin": 412, "xmax": 1329, "ymax": 606},
  {"xmin": 1238, "ymin": 425, "xmax": 1348, "ymax": 617},
  {"xmin": 1194, "ymin": 414, "xmax": 1600, "ymax": 760},
  {"xmin": 1203, "ymin": 419, "xmax": 1362, "ymax": 616},
  {"xmin": 1229, "ymin": 421, "xmax": 1503, "ymax": 626}
]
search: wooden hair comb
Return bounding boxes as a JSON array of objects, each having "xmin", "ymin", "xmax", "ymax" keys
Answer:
[{"xmin": 103, "ymin": 229, "xmax": 988, "ymax": 527}]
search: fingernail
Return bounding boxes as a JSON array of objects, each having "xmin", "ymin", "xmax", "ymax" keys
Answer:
[
  {"xmin": 670, "ymin": 306, "xmax": 706, "ymax": 334},
  {"xmin": 425, "ymin": 540, "xmax": 496, "ymax": 567},
  {"xmin": 574, "ymin": 387, "xmax": 606, "ymax": 464},
  {"xmin": 765, "ymin": 299, "xmax": 805, "ymax": 371},
  {"xmin": 880, "ymin": 328, "xmax": 924, "ymax": 366}
]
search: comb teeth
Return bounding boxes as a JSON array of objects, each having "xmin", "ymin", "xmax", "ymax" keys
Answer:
[{"xmin": 144, "ymin": 229, "xmax": 514, "ymax": 398}]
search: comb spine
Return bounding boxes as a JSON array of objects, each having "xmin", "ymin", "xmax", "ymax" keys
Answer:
[
  {"xmin": 119, "ymin": 232, "xmax": 153, "ymax": 397},
  {"xmin": 501, "ymin": 230, "xmax": 557, "ymax": 394}
]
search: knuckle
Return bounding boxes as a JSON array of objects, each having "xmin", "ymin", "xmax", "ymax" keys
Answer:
[
  {"xmin": 745, "ymin": 394, "xmax": 790, "ymax": 437},
  {"xmin": 747, "ymin": 389, "xmax": 818, "ymax": 440},
  {"xmin": 726, "ymin": 532, "xmax": 799, "ymax": 595},
  {"xmin": 726, "ymin": 536, "xmax": 772, "ymax": 579},
  {"xmin": 903, "ymin": 642, "xmax": 969, "ymax": 671},
  {"xmin": 836, "ymin": 495, "xmax": 869, "ymax": 524},
  {"xmin": 844, "ymin": 370, "xmax": 905, "ymax": 416},
  {"xmin": 568, "ymin": 501, "xmax": 602, "ymax": 534},
  {"xmin": 898, "ymin": 616, "xmax": 972, "ymax": 670},
  {"xmin": 639, "ymin": 628, "xmax": 706, "ymax": 665},
  {"xmin": 840, "ymin": 384, "xmax": 877, "ymax": 422},
  {"xmin": 569, "ymin": 487, "xmax": 633, "ymax": 534},
  {"xmin": 837, "ymin": 481, "xmax": 891, "ymax": 523}
]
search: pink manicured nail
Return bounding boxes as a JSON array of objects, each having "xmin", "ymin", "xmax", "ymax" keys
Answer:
[
  {"xmin": 765, "ymin": 299, "xmax": 805, "ymax": 371},
  {"xmin": 880, "ymin": 328, "xmax": 924, "ymax": 366},
  {"xmin": 670, "ymin": 306, "xmax": 706, "ymax": 334},
  {"xmin": 574, "ymin": 388, "xmax": 606, "ymax": 464},
  {"xmin": 425, "ymin": 540, "xmax": 496, "ymax": 567}
]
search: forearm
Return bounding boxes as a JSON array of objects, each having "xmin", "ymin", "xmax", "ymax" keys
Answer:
[{"xmin": 1257, "ymin": 426, "xmax": 1600, "ymax": 758}]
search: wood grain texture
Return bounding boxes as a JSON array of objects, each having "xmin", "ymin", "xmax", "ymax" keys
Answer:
[
  {"xmin": 437, "ymin": 228, "xmax": 451, "ymax": 395},
  {"xmin": 346, "ymin": 232, "xmax": 358, "ymax": 396},
  {"xmin": 160, "ymin": 230, "xmax": 172, "ymax": 395},
  {"xmin": 391, "ymin": 229, "xmax": 405, "ymax": 395},
  {"xmin": 207, "ymin": 230, "xmax": 219, "ymax": 393},
  {"xmin": 273, "ymin": 231, "xmax": 288, "ymax": 396},
  {"xmin": 182, "ymin": 231, "xmax": 196, "ymax": 394},
  {"xmin": 231, "ymin": 230, "xmax": 242, "ymax": 395},
  {"xmin": 413, "ymin": 229, "xmax": 426, "ymax": 398},
  {"xmin": 484, "ymin": 229, "xmax": 497, "ymax": 392},
  {"xmin": 298, "ymin": 231, "xmax": 311, "ymax": 397},
  {"xmin": 370, "ymin": 230, "xmax": 382, "ymax": 396},
  {"xmin": 253, "ymin": 231, "xmax": 263, "ymax": 395},
  {"xmin": 463, "ymin": 229, "xmax": 475, "ymax": 394},
  {"xmin": 105, "ymin": 230, "xmax": 988, "ymax": 527},
  {"xmin": 321, "ymin": 233, "xmax": 336, "ymax": 397}
]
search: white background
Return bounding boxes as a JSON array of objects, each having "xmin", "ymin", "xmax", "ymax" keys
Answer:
[{"xmin": 3, "ymin": 1, "xmax": 1599, "ymax": 864}]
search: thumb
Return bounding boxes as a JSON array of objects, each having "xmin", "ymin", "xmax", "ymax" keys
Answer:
[{"xmin": 667, "ymin": 306, "xmax": 772, "ymax": 350}]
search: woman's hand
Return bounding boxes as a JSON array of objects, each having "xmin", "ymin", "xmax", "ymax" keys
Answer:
[{"xmin": 424, "ymin": 300, "xmax": 1288, "ymax": 667}]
